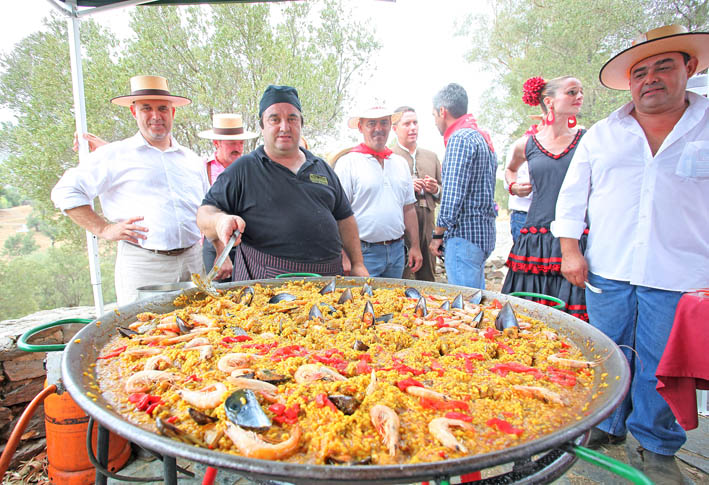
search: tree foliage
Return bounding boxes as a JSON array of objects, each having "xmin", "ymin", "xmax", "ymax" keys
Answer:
[
  {"xmin": 460, "ymin": 0, "xmax": 709, "ymax": 147},
  {"xmin": 2, "ymin": 232, "xmax": 39, "ymax": 257}
]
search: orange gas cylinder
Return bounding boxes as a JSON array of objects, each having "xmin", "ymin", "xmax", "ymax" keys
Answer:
[
  {"xmin": 44, "ymin": 383, "xmax": 131, "ymax": 484},
  {"xmin": 18, "ymin": 319, "xmax": 131, "ymax": 485}
]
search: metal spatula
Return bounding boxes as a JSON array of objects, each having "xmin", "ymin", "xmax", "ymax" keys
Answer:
[{"xmin": 192, "ymin": 230, "xmax": 239, "ymax": 297}]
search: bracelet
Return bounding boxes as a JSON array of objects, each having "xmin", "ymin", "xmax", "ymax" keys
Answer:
[
  {"xmin": 431, "ymin": 233, "xmax": 444, "ymax": 240},
  {"xmin": 508, "ymin": 181, "xmax": 516, "ymax": 196}
]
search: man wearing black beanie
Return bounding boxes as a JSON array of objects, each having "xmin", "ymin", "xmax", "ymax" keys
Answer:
[{"xmin": 197, "ymin": 85, "xmax": 368, "ymax": 280}]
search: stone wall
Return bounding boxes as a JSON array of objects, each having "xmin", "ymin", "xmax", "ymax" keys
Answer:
[{"xmin": 0, "ymin": 306, "xmax": 107, "ymax": 468}]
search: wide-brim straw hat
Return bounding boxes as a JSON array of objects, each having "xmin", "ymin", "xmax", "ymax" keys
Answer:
[
  {"xmin": 111, "ymin": 75, "xmax": 191, "ymax": 107},
  {"xmin": 599, "ymin": 25, "xmax": 709, "ymax": 90},
  {"xmin": 198, "ymin": 113, "xmax": 258, "ymax": 140},
  {"xmin": 347, "ymin": 106, "xmax": 402, "ymax": 129}
]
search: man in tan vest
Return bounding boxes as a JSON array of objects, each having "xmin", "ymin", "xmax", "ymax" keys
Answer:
[{"xmin": 391, "ymin": 106, "xmax": 442, "ymax": 281}]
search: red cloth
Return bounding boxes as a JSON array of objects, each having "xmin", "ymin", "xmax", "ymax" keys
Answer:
[
  {"xmin": 443, "ymin": 114, "xmax": 495, "ymax": 153},
  {"xmin": 656, "ymin": 290, "xmax": 709, "ymax": 431},
  {"xmin": 349, "ymin": 143, "xmax": 393, "ymax": 159}
]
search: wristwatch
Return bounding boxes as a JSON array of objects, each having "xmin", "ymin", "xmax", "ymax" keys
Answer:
[{"xmin": 431, "ymin": 232, "xmax": 444, "ymax": 240}]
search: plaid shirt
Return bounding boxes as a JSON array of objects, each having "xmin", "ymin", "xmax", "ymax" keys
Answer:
[{"xmin": 437, "ymin": 128, "xmax": 497, "ymax": 255}]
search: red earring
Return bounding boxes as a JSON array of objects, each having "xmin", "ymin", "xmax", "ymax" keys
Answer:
[
  {"xmin": 545, "ymin": 109, "xmax": 555, "ymax": 125},
  {"xmin": 567, "ymin": 115, "xmax": 577, "ymax": 128}
]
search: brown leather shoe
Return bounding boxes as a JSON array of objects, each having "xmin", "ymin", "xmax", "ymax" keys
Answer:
[
  {"xmin": 585, "ymin": 427, "xmax": 627, "ymax": 450},
  {"xmin": 625, "ymin": 443, "xmax": 690, "ymax": 485}
]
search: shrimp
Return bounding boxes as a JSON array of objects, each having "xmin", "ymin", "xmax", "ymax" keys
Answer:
[
  {"xmin": 225, "ymin": 423, "xmax": 301, "ymax": 460},
  {"xmin": 513, "ymin": 385, "xmax": 568, "ymax": 406},
  {"xmin": 405, "ymin": 386, "xmax": 448, "ymax": 401},
  {"xmin": 144, "ymin": 354, "xmax": 173, "ymax": 371},
  {"xmin": 177, "ymin": 382, "xmax": 227, "ymax": 409},
  {"xmin": 217, "ymin": 353, "xmax": 260, "ymax": 373},
  {"xmin": 366, "ymin": 370, "xmax": 377, "ymax": 396},
  {"xmin": 185, "ymin": 345, "xmax": 214, "ymax": 360},
  {"xmin": 183, "ymin": 337, "xmax": 210, "ymax": 348},
  {"xmin": 547, "ymin": 353, "xmax": 608, "ymax": 369},
  {"xmin": 428, "ymin": 417, "xmax": 473, "ymax": 453},
  {"xmin": 375, "ymin": 323, "xmax": 406, "ymax": 332},
  {"xmin": 123, "ymin": 347, "xmax": 163, "ymax": 359},
  {"xmin": 370, "ymin": 405, "xmax": 399, "ymax": 457},
  {"xmin": 161, "ymin": 328, "xmax": 212, "ymax": 346},
  {"xmin": 437, "ymin": 327, "xmax": 459, "ymax": 334},
  {"xmin": 226, "ymin": 377, "xmax": 278, "ymax": 395},
  {"xmin": 137, "ymin": 335, "xmax": 168, "ymax": 345},
  {"xmin": 189, "ymin": 313, "xmax": 216, "ymax": 327},
  {"xmin": 294, "ymin": 364, "xmax": 346, "ymax": 384},
  {"xmin": 157, "ymin": 315, "xmax": 180, "ymax": 333},
  {"xmin": 124, "ymin": 370, "xmax": 177, "ymax": 393}
]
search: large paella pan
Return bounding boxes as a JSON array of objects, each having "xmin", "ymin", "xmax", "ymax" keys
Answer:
[{"xmin": 62, "ymin": 277, "xmax": 630, "ymax": 484}]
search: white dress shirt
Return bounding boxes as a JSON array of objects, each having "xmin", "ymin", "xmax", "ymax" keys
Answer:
[
  {"xmin": 52, "ymin": 132, "xmax": 208, "ymax": 251},
  {"xmin": 551, "ymin": 92, "xmax": 709, "ymax": 291},
  {"xmin": 503, "ymin": 144, "xmax": 532, "ymax": 212},
  {"xmin": 335, "ymin": 151, "xmax": 416, "ymax": 242}
]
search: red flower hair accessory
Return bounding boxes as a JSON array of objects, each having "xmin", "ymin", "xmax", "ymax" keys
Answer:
[{"xmin": 522, "ymin": 77, "xmax": 546, "ymax": 106}]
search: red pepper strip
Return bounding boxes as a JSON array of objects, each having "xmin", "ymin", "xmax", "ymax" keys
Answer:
[
  {"xmin": 486, "ymin": 418, "xmax": 523, "ymax": 436},
  {"xmin": 457, "ymin": 352, "xmax": 485, "ymax": 361},
  {"xmin": 392, "ymin": 362, "xmax": 424, "ymax": 376},
  {"xmin": 284, "ymin": 404, "xmax": 300, "ymax": 421},
  {"xmin": 128, "ymin": 393, "xmax": 147, "ymax": 403},
  {"xmin": 445, "ymin": 411, "xmax": 473, "ymax": 422},
  {"xmin": 489, "ymin": 362, "xmax": 543, "ymax": 379},
  {"xmin": 166, "ymin": 416, "xmax": 179, "ymax": 424},
  {"xmin": 546, "ymin": 367, "xmax": 577, "ymax": 387},
  {"xmin": 268, "ymin": 403, "xmax": 286, "ymax": 415},
  {"xmin": 435, "ymin": 316, "xmax": 445, "ymax": 326},
  {"xmin": 315, "ymin": 393, "xmax": 338, "ymax": 412},
  {"xmin": 184, "ymin": 374, "xmax": 202, "ymax": 383},
  {"xmin": 483, "ymin": 327, "xmax": 501, "ymax": 340},
  {"xmin": 358, "ymin": 353, "xmax": 372, "ymax": 362},
  {"xmin": 560, "ymin": 340, "xmax": 571, "ymax": 349},
  {"xmin": 419, "ymin": 397, "xmax": 469, "ymax": 412},
  {"xmin": 396, "ymin": 377, "xmax": 424, "ymax": 392},
  {"xmin": 222, "ymin": 336, "xmax": 252, "ymax": 343},
  {"xmin": 497, "ymin": 343, "xmax": 515, "ymax": 355},
  {"xmin": 97, "ymin": 345, "xmax": 127, "ymax": 360},
  {"xmin": 490, "ymin": 299, "xmax": 504, "ymax": 309},
  {"xmin": 355, "ymin": 360, "xmax": 372, "ymax": 375},
  {"xmin": 429, "ymin": 360, "xmax": 445, "ymax": 377},
  {"xmin": 135, "ymin": 394, "xmax": 151, "ymax": 411},
  {"xmin": 146, "ymin": 401, "xmax": 162, "ymax": 416}
]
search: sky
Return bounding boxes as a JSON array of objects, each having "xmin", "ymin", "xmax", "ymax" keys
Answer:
[{"xmin": 0, "ymin": 0, "xmax": 495, "ymax": 158}]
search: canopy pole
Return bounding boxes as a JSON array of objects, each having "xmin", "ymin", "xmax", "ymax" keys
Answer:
[{"xmin": 66, "ymin": 1, "xmax": 105, "ymax": 317}]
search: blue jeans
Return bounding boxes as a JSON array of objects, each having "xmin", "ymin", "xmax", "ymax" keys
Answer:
[
  {"xmin": 586, "ymin": 272, "xmax": 685, "ymax": 455},
  {"xmin": 444, "ymin": 237, "xmax": 487, "ymax": 289},
  {"xmin": 361, "ymin": 239, "xmax": 405, "ymax": 278},
  {"xmin": 510, "ymin": 210, "xmax": 527, "ymax": 244}
]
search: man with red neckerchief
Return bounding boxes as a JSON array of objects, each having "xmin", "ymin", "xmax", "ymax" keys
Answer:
[{"xmin": 334, "ymin": 107, "xmax": 423, "ymax": 278}]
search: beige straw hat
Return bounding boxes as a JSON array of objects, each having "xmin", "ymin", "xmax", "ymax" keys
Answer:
[
  {"xmin": 599, "ymin": 25, "xmax": 709, "ymax": 90},
  {"xmin": 111, "ymin": 75, "xmax": 191, "ymax": 107},
  {"xmin": 198, "ymin": 114, "xmax": 258, "ymax": 140},
  {"xmin": 347, "ymin": 106, "xmax": 402, "ymax": 129}
]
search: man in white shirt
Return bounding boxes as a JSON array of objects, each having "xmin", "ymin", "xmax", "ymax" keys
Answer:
[
  {"xmin": 52, "ymin": 75, "xmax": 208, "ymax": 306},
  {"xmin": 335, "ymin": 107, "xmax": 423, "ymax": 278},
  {"xmin": 551, "ymin": 26, "xmax": 709, "ymax": 483}
]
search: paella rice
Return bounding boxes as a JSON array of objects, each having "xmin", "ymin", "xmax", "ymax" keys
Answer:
[{"xmin": 94, "ymin": 280, "xmax": 603, "ymax": 465}]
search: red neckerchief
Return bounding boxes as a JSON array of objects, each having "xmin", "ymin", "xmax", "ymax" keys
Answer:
[
  {"xmin": 350, "ymin": 143, "xmax": 393, "ymax": 160},
  {"xmin": 443, "ymin": 114, "xmax": 495, "ymax": 153}
]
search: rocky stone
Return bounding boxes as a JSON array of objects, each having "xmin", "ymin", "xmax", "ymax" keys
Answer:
[
  {"xmin": 1, "ymin": 378, "xmax": 46, "ymax": 407},
  {"xmin": 0, "ymin": 403, "xmax": 45, "ymax": 443},
  {"xmin": 3, "ymin": 355, "xmax": 46, "ymax": 382},
  {"xmin": 0, "ymin": 406, "xmax": 12, "ymax": 428},
  {"xmin": 0, "ymin": 438, "xmax": 46, "ymax": 471}
]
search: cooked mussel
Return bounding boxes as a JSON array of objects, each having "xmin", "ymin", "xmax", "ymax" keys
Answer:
[
  {"xmin": 308, "ymin": 304, "xmax": 325, "ymax": 322},
  {"xmin": 404, "ymin": 287, "xmax": 422, "ymax": 300},
  {"xmin": 224, "ymin": 389, "xmax": 271, "ymax": 432},
  {"xmin": 414, "ymin": 296, "xmax": 428, "ymax": 317},
  {"xmin": 326, "ymin": 455, "xmax": 372, "ymax": 466},
  {"xmin": 323, "ymin": 303, "xmax": 338, "ymax": 315},
  {"xmin": 255, "ymin": 369, "xmax": 290, "ymax": 385},
  {"xmin": 361, "ymin": 301, "xmax": 375, "ymax": 326},
  {"xmin": 232, "ymin": 326, "xmax": 248, "ymax": 336},
  {"xmin": 328, "ymin": 395, "xmax": 361, "ymax": 415},
  {"xmin": 155, "ymin": 417, "xmax": 200, "ymax": 445},
  {"xmin": 375, "ymin": 313, "xmax": 393, "ymax": 323},
  {"xmin": 469, "ymin": 290, "xmax": 483, "ymax": 305},
  {"xmin": 269, "ymin": 293, "xmax": 297, "ymax": 304},
  {"xmin": 361, "ymin": 282, "xmax": 373, "ymax": 297},
  {"xmin": 439, "ymin": 300, "xmax": 451, "ymax": 311},
  {"xmin": 473, "ymin": 310, "xmax": 484, "ymax": 326},
  {"xmin": 451, "ymin": 294, "xmax": 464, "ymax": 309},
  {"xmin": 117, "ymin": 327, "xmax": 137, "ymax": 338},
  {"xmin": 188, "ymin": 407, "xmax": 218, "ymax": 425},
  {"xmin": 235, "ymin": 286, "xmax": 255, "ymax": 306},
  {"xmin": 495, "ymin": 302, "xmax": 519, "ymax": 331},
  {"xmin": 337, "ymin": 288, "xmax": 353, "ymax": 304},
  {"xmin": 353, "ymin": 340, "xmax": 369, "ymax": 351},
  {"xmin": 176, "ymin": 315, "xmax": 193, "ymax": 334},
  {"xmin": 320, "ymin": 278, "xmax": 336, "ymax": 295}
]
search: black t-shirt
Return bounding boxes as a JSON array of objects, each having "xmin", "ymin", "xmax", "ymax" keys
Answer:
[{"xmin": 202, "ymin": 146, "xmax": 353, "ymax": 262}]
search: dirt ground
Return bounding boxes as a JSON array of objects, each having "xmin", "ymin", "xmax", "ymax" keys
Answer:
[{"xmin": 0, "ymin": 205, "xmax": 53, "ymax": 252}]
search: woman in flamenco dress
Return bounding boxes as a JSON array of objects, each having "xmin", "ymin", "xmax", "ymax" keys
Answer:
[{"xmin": 502, "ymin": 76, "xmax": 588, "ymax": 321}]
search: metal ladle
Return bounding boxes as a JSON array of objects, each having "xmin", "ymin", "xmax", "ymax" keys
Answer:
[{"xmin": 192, "ymin": 231, "xmax": 240, "ymax": 297}]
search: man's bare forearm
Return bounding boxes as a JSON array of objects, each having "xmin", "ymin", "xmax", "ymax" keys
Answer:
[{"xmin": 338, "ymin": 215, "xmax": 364, "ymax": 267}]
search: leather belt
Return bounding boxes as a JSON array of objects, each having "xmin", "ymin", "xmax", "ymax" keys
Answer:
[
  {"xmin": 126, "ymin": 242, "xmax": 194, "ymax": 256},
  {"xmin": 361, "ymin": 236, "xmax": 404, "ymax": 246}
]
